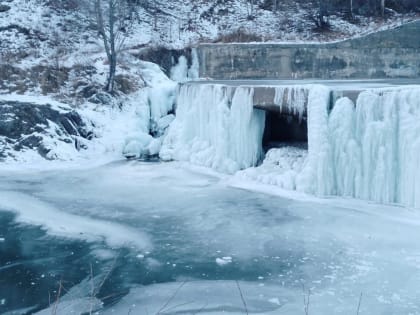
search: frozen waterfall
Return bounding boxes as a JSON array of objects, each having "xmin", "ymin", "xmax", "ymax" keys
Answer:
[
  {"xmin": 161, "ymin": 82, "xmax": 420, "ymax": 208},
  {"xmin": 327, "ymin": 87, "xmax": 420, "ymax": 208},
  {"xmin": 160, "ymin": 84, "xmax": 265, "ymax": 173}
]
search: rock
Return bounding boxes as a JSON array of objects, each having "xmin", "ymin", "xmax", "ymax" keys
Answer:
[
  {"xmin": 0, "ymin": 100, "xmax": 92, "ymax": 161},
  {"xmin": 0, "ymin": 4, "xmax": 11, "ymax": 12},
  {"xmin": 88, "ymin": 92, "xmax": 114, "ymax": 105}
]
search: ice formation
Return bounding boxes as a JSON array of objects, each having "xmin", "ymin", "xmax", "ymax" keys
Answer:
[
  {"xmin": 187, "ymin": 48, "xmax": 200, "ymax": 80},
  {"xmin": 237, "ymin": 145, "xmax": 308, "ymax": 190},
  {"xmin": 327, "ymin": 87, "xmax": 420, "ymax": 207},
  {"xmin": 170, "ymin": 56, "xmax": 189, "ymax": 82},
  {"xmin": 123, "ymin": 62, "xmax": 177, "ymax": 159},
  {"xmin": 274, "ymin": 86, "xmax": 309, "ymax": 121},
  {"xmin": 163, "ymin": 82, "xmax": 420, "ymax": 208},
  {"xmin": 238, "ymin": 85, "xmax": 331, "ymax": 194},
  {"xmin": 160, "ymin": 84, "xmax": 265, "ymax": 173},
  {"xmin": 170, "ymin": 48, "xmax": 199, "ymax": 82},
  {"xmin": 246, "ymin": 85, "xmax": 420, "ymax": 208}
]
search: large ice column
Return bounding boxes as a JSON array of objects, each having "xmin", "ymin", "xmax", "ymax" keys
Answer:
[
  {"xmin": 399, "ymin": 89, "xmax": 420, "ymax": 207},
  {"xmin": 327, "ymin": 97, "xmax": 362, "ymax": 197},
  {"xmin": 160, "ymin": 84, "xmax": 265, "ymax": 173},
  {"xmin": 295, "ymin": 85, "xmax": 333, "ymax": 195},
  {"xmin": 328, "ymin": 87, "xmax": 420, "ymax": 207}
]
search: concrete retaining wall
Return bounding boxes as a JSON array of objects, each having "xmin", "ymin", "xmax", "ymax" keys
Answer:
[{"xmin": 198, "ymin": 20, "xmax": 420, "ymax": 79}]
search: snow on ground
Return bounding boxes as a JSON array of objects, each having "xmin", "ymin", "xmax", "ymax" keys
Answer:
[
  {"xmin": 0, "ymin": 94, "xmax": 144, "ymax": 169},
  {"xmin": 237, "ymin": 145, "xmax": 308, "ymax": 190},
  {"xmin": 132, "ymin": 0, "xmax": 420, "ymax": 47},
  {"xmin": 1, "ymin": 161, "xmax": 420, "ymax": 314},
  {"xmin": 1, "ymin": 0, "xmax": 418, "ymax": 67},
  {"xmin": 0, "ymin": 60, "xmax": 177, "ymax": 169}
]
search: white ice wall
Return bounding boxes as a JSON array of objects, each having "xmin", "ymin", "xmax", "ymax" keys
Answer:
[
  {"xmin": 160, "ymin": 84, "xmax": 265, "ymax": 173},
  {"xmin": 275, "ymin": 85, "xmax": 420, "ymax": 208},
  {"xmin": 328, "ymin": 87, "xmax": 420, "ymax": 208},
  {"xmin": 161, "ymin": 82, "xmax": 420, "ymax": 208}
]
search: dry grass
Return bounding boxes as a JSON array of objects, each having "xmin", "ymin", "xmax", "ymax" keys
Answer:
[{"xmin": 213, "ymin": 28, "xmax": 265, "ymax": 43}]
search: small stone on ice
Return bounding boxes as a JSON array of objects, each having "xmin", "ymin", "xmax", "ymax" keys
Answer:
[
  {"xmin": 136, "ymin": 254, "xmax": 145, "ymax": 259},
  {"xmin": 0, "ymin": 299, "xmax": 5, "ymax": 305}
]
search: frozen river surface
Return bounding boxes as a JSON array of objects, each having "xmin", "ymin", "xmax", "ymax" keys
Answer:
[{"xmin": 1, "ymin": 161, "xmax": 420, "ymax": 314}]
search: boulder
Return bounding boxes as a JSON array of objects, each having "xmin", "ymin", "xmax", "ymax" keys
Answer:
[
  {"xmin": 0, "ymin": 4, "xmax": 11, "ymax": 12},
  {"xmin": 0, "ymin": 100, "xmax": 92, "ymax": 160}
]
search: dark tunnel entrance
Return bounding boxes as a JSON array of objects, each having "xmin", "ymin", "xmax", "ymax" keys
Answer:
[{"xmin": 262, "ymin": 111, "xmax": 308, "ymax": 152}]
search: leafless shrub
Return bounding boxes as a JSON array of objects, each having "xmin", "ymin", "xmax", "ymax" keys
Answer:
[{"xmin": 213, "ymin": 28, "xmax": 265, "ymax": 43}]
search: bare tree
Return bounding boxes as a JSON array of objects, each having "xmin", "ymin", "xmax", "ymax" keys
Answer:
[
  {"xmin": 312, "ymin": 0, "xmax": 330, "ymax": 30},
  {"xmin": 273, "ymin": 0, "xmax": 279, "ymax": 12},
  {"xmin": 94, "ymin": 0, "xmax": 135, "ymax": 93},
  {"xmin": 246, "ymin": 0, "xmax": 255, "ymax": 19},
  {"xmin": 380, "ymin": 0, "xmax": 385, "ymax": 18}
]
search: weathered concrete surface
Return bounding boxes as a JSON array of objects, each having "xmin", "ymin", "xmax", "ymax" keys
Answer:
[{"xmin": 198, "ymin": 20, "xmax": 420, "ymax": 80}]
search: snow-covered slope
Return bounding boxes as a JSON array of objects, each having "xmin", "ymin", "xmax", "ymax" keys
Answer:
[
  {"xmin": 0, "ymin": 61, "xmax": 177, "ymax": 168},
  {"xmin": 133, "ymin": 0, "xmax": 419, "ymax": 47}
]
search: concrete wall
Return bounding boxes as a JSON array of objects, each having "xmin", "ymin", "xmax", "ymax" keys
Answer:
[{"xmin": 198, "ymin": 20, "xmax": 420, "ymax": 79}]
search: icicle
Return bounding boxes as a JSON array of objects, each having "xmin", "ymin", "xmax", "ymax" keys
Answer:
[
  {"xmin": 327, "ymin": 86, "xmax": 420, "ymax": 207},
  {"xmin": 187, "ymin": 48, "xmax": 199, "ymax": 80},
  {"xmin": 274, "ymin": 86, "xmax": 308, "ymax": 121},
  {"xmin": 160, "ymin": 84, "xmax": 265, "ymax": 173}
]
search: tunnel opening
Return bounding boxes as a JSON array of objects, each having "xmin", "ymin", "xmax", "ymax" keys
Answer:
[{"xmin": 262, "ymin": 110, "xmax": 308, "ymax": 152}]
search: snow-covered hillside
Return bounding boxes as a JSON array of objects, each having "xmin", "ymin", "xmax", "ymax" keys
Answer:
[
  {"xmin": 1, "ymin": 0, "xmax": 418, "ymax": 97},
  {"xmin": 1, "ymin": 0, "xmax": 420, "ymax": 206},
  {"xmin": 1, "ymin": 0, "xmax": 419, "ymax": 67},
  {"xmin": 134, "ymin": 0, "xmax": 420, "ymax": 47}
]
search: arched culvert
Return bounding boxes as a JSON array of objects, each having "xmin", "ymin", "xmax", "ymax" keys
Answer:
[
  {"xmin": 260, "ymin": 109, "xmax": 307, "ymax": 152},
  {"xmin": 253, "ymin": 86, "xmax": 309, "ymax": 152}
]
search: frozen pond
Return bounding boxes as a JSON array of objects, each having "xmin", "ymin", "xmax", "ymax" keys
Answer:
[{"xmin": 1, "ymin": 161, "xmax": 420, "ymax": 314}]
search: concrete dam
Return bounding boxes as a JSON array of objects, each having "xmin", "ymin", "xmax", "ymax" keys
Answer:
[{"xmin": 161, "ymin": 20, "xmax": 420, "ymax": 208}]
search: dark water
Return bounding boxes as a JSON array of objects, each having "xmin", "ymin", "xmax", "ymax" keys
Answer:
[
  {"xmin": 0, "ymin": 212, "xmax": 98, "ymax": 313},
  {"xmin": 0, "ymin": 204, "xmax": 309, "ymax": 314}
]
